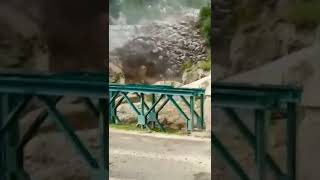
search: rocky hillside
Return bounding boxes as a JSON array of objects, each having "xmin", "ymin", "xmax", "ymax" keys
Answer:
[
  {"xmin": 0, "ymin": 0, "xmax": 107, "ymax": 73},
  {"xmin": 212, "ymin": 0, "xmax": 320, "ymax": 179},
  {"xmin": 213, "ymin": 0, "xmax": 320, "ymax": 80},
  {"xmin": 110, "ymin": 8, "xmax": 211, "ymax": 84}
]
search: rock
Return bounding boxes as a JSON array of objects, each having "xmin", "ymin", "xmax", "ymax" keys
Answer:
[
  {"xmin": 297, "ymin": 108, "xmax": 320, "ymax": 180},
  {"xmin": 212, "ymin": 64, "xmax": 228, "ymax": 81},
  {"xmin": 274, "ymin": 23, "xmax": 296, "ymax": 56},
  {"xmin": 189, "ymin": 44, "xmax": 196, "ymax": 50},
  {"xmin": 153, "ymin": 80, "xmax": 183, "ymax": 87},
  {"xmin": 197, "ymin": 69, "xmax": 206, "ymax": 79},
  {"xmin": 315, "ymin": 25, "xmax": 320, "ymax": 45},
  {"xmin": 230, "ymin": 22, "xmax": 284, "ymax": 74},
  {"xmin": 152, "ymin": 48, "xmax": 159, "ymax": 53},
  {"xmin": 110, "ymin": 14, "xmax": 208, "ymax": 83},
  {"xmin": 180, "ymin": 21, "xmax": 187, "ymax": 25},
  {"xmin": 182, "ymin": 68, "xmax": 208, "ymax": 84},
  {"xmin": 204, "ymin": 97, "xmax": 211, "ymax": 132},
  {"xmin": 275, "ymin": 0, "xmax": 291, "ymax": 19}
]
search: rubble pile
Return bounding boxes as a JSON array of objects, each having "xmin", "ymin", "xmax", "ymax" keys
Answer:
[{"xmin": 110, "ymin": 15, "xmax": 209, "ymax": 83}]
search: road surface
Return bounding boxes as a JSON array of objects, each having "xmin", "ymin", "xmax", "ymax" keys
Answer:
[
  {"xmin": 24, "ymin": 128, "xmax": 211, "ymax": 180},
  {"xmin": 109, "ymin": 129, "xmax": 211, "ymax": 180}
]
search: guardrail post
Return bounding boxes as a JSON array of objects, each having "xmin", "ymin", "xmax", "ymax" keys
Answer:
[
  {"xmin": 147, "ymin": 94, "xmax": 157, "ymax": 129},
  {"xmin": 287, "ymin": 102, "xmax": 297, "ymax": 180},
  {"xmin": 109, "ymin": 92, "xmax": 116, "ymax": 124},
  {"xmin": 255, "ymin": 109, "xmax": 268, "ymax": 180},
  {"xmin": 189, "ymin": 96, "xmax": 195, "ymax": 131},
  {"xmin": 94, "ymin": 98, "xmax": 108, "ymax": 180},
  {"xmin": 0, "ymin": 94, "xmax": 5, "ymax": 180},
  {"xmin": 199, "ymin": 94, "xmax": 205, "ymax": 129},
  {"xmin": 137, "ymin": 93, "xmax": 148, "ymax": 129}
]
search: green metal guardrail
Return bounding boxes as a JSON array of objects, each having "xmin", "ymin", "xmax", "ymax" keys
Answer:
[
  {"xmin": 0, "ymin": 72, "xmax": 108, "ymax": 180},
  {"xmin": 213, "ymin": 82, "xmax": 302, "ymax": 180},
  {"xmin": 109, "ymin": 83, "xmax": 205, "ymax": 132},
  {"xmin": 0, "ymin": 72, "xmax": 206, "ymax": 180}
]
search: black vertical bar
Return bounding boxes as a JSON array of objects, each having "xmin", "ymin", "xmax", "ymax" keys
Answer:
[
  {"xmin": 99, "ymin": 98, "xmax": 108, "ymax": 178},
  {"xmin": 287, "ymin": 102, "xmax": 296, "ymax": 180},
  {"xmin": 0, "ymin": 94, "xmax": 6, "ymax": 180},
  {"xmin": 109, "ymin": 92, "xmax": 115, "ymax": 124},
  {"xmin": 255, "ymin": 109, "xmax": 267, "ymax": 180}
]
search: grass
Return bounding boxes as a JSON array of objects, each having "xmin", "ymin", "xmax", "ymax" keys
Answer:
[
  {"xmin": 109, "ymin": 122, "xmax": 188, "ymax": 136},
  {"xmin": 288, "ymin": 0, "xmax": 320, "ymax": 29},
  {"xmin": 180, "ymin": 59, "xmax": 193, "ymax": 72},
  {"xmin": 198, "ymin": 49, "xmax": 211, "ymax": 71},
  {"xmin": 180, "ymin": 50, "xmax": 211, "ymax": 73},
  {"xmin": 198, "ymin": 60, "xmax": 211, "ymax": 71}
]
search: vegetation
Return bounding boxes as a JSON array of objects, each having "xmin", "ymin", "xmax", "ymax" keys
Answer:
[
  {"xmin": 289, "ymin": 0, "xmax": 320, "ymax": 29},
  {"xmin": 198, "ymin": 49, "xmax": 211, "ymax": 71},
  {"xmin": 110, "ymin": 123, "xmax": 187, "ymax": 135},
  {"xmin": 198, "ymin": 4, "xmax": 211, "ymax": 71},
  {"xmin": 198, "ymin": 5, "xmax": 211, "ymax": 47},
  {"xmin": 181, "ymin": 59, "xmax": 193, "ymax": 72}
]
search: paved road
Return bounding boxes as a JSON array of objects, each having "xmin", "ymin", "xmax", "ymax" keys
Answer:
[
  {"xmin": 24, "ymin": 128, "xmax": 210, "ymax": 180},
  {"xmin": 109, "ymin": 129, "xmax": 211, "ymax": 180}
]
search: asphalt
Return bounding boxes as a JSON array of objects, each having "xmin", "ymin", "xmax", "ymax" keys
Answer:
[
  {"xmin": 109, "ymin": 129, "xmax": 211, "ymax": 180},
  {"xmin": 24, "ymin": 128, "xmax": 211, "ymax": 180}
]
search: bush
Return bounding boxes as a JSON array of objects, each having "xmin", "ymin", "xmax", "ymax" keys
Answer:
[
  {"xmin": 198, "ymin": 60, "xmax": 211, "ymax": 71},
  {"xmin": 181, "ymin": 59, "xmax": 193, "ymax": 72},
  {"xmin": 289, "ymin": 0, "xmax": 320, "ymax": 29},
  {"xmin": 199, "ymin": 6, "xmax": 211, "ymax": 22},
  {"xmin": 198, "ymin": 49, "xmax": 211, "ymax": 71},
  {"xmin": 199, "ymin": 5, "xmax": 211, "ymax": 46}
]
